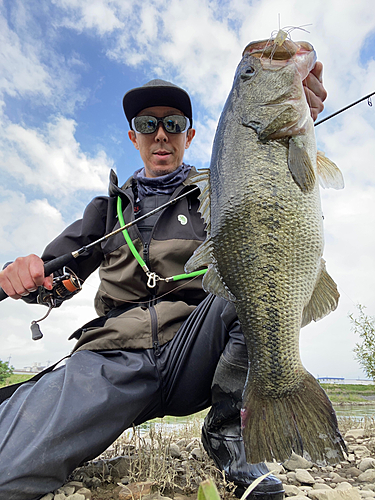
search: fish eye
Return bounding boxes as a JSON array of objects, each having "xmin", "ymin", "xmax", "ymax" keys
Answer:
[{"xmin": 241, "ymin": 66, "xmax": 256, "ymax": 80}]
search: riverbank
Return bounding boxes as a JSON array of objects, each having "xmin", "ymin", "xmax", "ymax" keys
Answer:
[{"xmin": 38, "ymin": 416, "xmax": 375, "ymax": 500}]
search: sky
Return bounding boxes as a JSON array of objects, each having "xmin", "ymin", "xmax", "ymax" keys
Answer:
[{"xmin": 0, "ymin": 0, "xmax": 374, "ymax": 380}]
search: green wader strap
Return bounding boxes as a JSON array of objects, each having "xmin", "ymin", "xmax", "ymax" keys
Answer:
[{"xmin": 116, "ymin": 196, "xmax": 207, "ymax": 283}]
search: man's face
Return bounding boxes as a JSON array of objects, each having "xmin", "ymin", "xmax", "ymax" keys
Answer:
[{"xmin": 128, "ymin": 106, "xmax": 195, "ymax": 178}]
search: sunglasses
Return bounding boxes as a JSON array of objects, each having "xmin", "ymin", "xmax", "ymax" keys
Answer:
[{"xmin": 131, "ymin": 115, "xmax": 190, "ymax": 134}]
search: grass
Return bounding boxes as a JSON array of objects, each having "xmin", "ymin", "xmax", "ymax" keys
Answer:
[
  {"xmin": 320, "ymin": 383, "xmax": 375, "ymax": 403},
  {"xmin": 0, "ymin": 373, "xmax": 34, "ymax": 388}
]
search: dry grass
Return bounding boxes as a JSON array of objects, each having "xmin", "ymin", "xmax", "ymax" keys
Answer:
[{"xmin": 96, "ymin": 412, "xmax": 236, "ymax": 497}]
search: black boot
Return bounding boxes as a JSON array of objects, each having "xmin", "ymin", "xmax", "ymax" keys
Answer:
[{"xmin": 202, "ymin": 354, "xmax": 284, "ymax": 499}]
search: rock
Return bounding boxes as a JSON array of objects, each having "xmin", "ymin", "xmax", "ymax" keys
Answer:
[
  {"xmin": 284, "ymin": 452, "xmax": 313, "ymax": 471},
  {"xmin": 54, "ymin": 494, "xmax": 66, "ymax": 500},
  {"xmin": 360, "ymin": 491, "xmax": 375, "ymax": 498},
  {"xmin": 284, "ymin": 484, "xmax": 302, "ymax": 496},
  {"xmin": 334, "ymin": 482, "xmax": 352, "ymax": 490},
  {"xmin": 175, "ymin": 438, "xmax": 187, "ymax": 448},
  {"xmin": 190, "ymin": 447, "xmax": 203, "ymax": 460},
  {"xmin": 286, "ymin": 471, "xmax": 297, "ymax": 483},
  {"xmin": 107, "ymin": 456, "xmax": 131, "ymax": 479},
  {"xmin": 118, "ymin": 481, "xmax": 154, "ymax": 500},
  {"xmin": 313, "ymin": 484, "xmax": 332, "ymax": 490},
  {"xmin": 65, "ymin": 481, "xmax": 85, "ymax": 490},
  {"xmin": 185, "ymin": 440, "xmax": 199, "ymax": 452},
  {"xmin": 265, "ymin": 461, "xmax": 284, "ymax": 474},
  {"xmin": 307, "ymin": 489, "xmax": 361, "ymax": 499},
  {"xmin": 76, "ymin": 488, "xmax": 92, "ymax": 499},
  {"xmin": 358, "ymin": 468, "xmax": 375, "ymax": 482},
  {"xmin": 295, "ymin": 469, "xmax": 315, "ymax": 485},
  {"xmin": 84, "ymin": 477, "xmax": 102, "ymax": 488},
  {"xmin": 66, "ymin": 494, "xmax": 85, "ymax": 500},
  {"xmin": 63, "ymin": 485, "xmax": 76, "ymax": 495},
  {"xmin": 168, "ymin": 443, "xmax": 181, "ymax": 458},
  {"xmin": 345, "ymin": 466, "xmax": 362, "ymax": 477},
  {"xmin": 358, "ymin": 457, "xmax": 375, "ymax": 471},
  {"xmin": 40, "ymin": 495, "xmax": 54, "ymax": 500},
  {"xmin": 351, "ymin": 445, "xmax": 371, "ymax": 459},
  {"xmin": 345, "ymin": 429, "xmax": 367, "ymax": 440}
]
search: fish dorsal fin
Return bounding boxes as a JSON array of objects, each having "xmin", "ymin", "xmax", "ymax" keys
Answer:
[
  {"xmin": 316, "ymin": 151, "xmax": 344, "ymax": 190},
  {"xmin": 288, "ymin": 136, "xmax": 316, "ymax": 193},
  {"xmin": 189, "ymin": 169, "xmax": 211, "ymax": 235},
  {"xmin": 301, "ymin": 259, "xmax": 340, "ymax": 328},
  {"xmin": 202, "ymin": 265, "xmax": 236, "ymax": 302}
]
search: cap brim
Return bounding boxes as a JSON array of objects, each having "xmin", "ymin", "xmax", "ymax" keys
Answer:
[{"xmin": 123, "ymin": 85, "xmax": 192, "ymax": 128}]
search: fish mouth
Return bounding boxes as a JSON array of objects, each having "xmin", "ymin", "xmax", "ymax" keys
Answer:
[{"xmin": 243, "ymin": 38, "xmax": 314, "ymax": 61}]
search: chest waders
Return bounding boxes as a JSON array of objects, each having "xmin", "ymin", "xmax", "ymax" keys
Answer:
[{"xmin": 119, "ymin": 196, "xmax": 284, "ymax": 499}]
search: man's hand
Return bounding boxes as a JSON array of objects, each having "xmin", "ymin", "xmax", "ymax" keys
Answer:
[
  {"xmin": 303, "ymin": 61, "xmax": 327, "ymax": 121},
  {"xmin": 0, "ymin": 254, "xmax": 53, "ymax": 299}
]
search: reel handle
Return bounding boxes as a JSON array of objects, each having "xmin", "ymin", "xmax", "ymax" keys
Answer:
[{"xmin": 0, "ymin": 253, "xmax": 75, "ymax": 302}]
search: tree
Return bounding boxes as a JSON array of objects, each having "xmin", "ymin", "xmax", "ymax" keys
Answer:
[
  {"xmin": 0, "ymin": 359, "xmax": 14, "ymax": 384},
  {"xmin": 350, "ymin": 304, "xmax": 375, "ymax": 380}
]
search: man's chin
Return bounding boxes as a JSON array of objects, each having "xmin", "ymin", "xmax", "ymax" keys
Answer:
[{"xmin": 146, "ymin": 164, "xmax": 179, "ymax": 178}]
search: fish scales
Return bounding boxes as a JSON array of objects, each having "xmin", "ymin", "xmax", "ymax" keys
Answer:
[{"xmin": 185, "ymin": 36, "xmax": 346, "ymax": 464}]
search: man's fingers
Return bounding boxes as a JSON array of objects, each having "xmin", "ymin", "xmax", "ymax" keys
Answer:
[
  {"xmin": 0, "ymin": 254, "xmax": 46, "ymax": 299},
  {"xmin": 303, "ymin": 61, "xmax": 327, "ymax": 121}
]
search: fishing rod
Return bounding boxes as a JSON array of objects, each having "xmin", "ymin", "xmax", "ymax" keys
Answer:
[
  {"xmin": 314, "ymin": 91, "xmax": 375, "ymax": 126},
  {"xmin": 2, "ymin": 91, "xmax": 373, "ymax": 299},
  {"xmin": 0, "ymin": 186, "xmax": 200, "ymax": 303}
]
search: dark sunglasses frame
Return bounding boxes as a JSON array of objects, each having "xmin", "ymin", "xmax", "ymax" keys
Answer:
[{"xmin": 131, "ymin": 115, "xmax": 190, "ymax": 134}]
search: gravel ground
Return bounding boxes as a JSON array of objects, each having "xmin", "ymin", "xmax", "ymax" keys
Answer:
[{"xmin": 37, "ymin": 419, "xmax": 375, "ymax": 500}]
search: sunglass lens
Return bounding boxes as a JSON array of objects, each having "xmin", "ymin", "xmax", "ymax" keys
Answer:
[
  {"xmin": 133, "ymin": 116, "xmax": 157, "ymax": 133},
  {"xmin": 163, "ymin": 116, "xmax": 187, "ymax": 133}
]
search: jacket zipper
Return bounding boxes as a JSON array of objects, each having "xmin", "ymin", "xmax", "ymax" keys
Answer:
[{"xmin": 143, "ymin": 241, "xmax": 161, "ymax": 356}]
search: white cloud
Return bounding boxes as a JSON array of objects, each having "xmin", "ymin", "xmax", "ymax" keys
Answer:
[
  {"xmin": 53, "ymin": 0, "xmax": 126, "ymax": 34},
  {"xmin": 0, "ymin": 188, "xmax": 65, "ymax": 259},
  {"xmin": 0, "ymin": 115, "xmax": 112, "ymax": 197}
]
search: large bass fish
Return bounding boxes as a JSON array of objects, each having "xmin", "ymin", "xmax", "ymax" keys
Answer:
[{"xmin": 185, "ymin": 36, "xmax": 346, "ymax": 464}]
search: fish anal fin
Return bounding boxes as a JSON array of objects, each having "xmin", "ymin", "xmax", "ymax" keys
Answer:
[
  {"xmin": 317, "ymin": 151, "xmax": 344, "ymax": 190},
  {"xmin": 288, "ymin": 136, "xmax": 316, "ymax": 193},
  {"xmin": 202, "ymin": 265, "xmax": 236, "ymax": 302},
  {"xmin": 301, "ymin": 259, "xmax": 340, "ymax": 328},
  {"xmin": 185, "ymin": 238, "xmax": 212, "ymax": 273},
  {"xmin": 241, "ymin": 371, "xmax": 347, "ymax": 464}
]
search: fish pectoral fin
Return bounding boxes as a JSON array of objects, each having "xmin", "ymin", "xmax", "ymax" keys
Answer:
[
  {"xmin": 202, "ymin": 265, "xmax": 236, "ymax": 302},
  {"xmin": 301, "ymin": 259, "xmax": 340, "ymax": 327},
  {"xmin": 288, "ymin": 136, "xmax": 316, "ymax": 193},
  {"xmin": 185, "ymin": 238, "xmax": 213, "ymax": 273},
  {"xmin": 316, "ymin": 151, "xmax": 344, "ymax": 190}
]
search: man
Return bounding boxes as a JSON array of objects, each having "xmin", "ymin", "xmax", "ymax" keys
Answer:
[{"xmin": 0, "ymin": 68, "xmax": 326, "ymax": 500}]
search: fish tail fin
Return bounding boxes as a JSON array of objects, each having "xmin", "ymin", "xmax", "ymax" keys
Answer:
[{"xmin": 241, "ymin": 372, "xmax": 347, "ymax": 464}]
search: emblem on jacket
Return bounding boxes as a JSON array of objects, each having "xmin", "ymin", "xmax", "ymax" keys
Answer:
[{"xmin": 178, "ymin": 214, "xmax": 188, "ymax": 225}]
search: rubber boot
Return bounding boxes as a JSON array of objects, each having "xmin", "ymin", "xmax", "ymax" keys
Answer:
[{"xmin": 202, "ymin": 354, "xmax": 285, "ymax": 499}]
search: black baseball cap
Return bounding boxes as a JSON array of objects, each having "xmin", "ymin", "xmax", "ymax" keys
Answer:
[{"xmin": 123, "ymin": 79, "xmax": 193, "ymax": 129}]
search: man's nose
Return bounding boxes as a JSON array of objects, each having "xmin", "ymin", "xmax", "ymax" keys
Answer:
[{"xmin": 154, "ymin": 122, "xmax": 168, "ymax": 142}]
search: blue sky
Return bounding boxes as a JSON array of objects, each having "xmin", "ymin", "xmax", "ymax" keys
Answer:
[{"xmin": 1, "ymin": 0, "xmax": 375, "ymax": 379}]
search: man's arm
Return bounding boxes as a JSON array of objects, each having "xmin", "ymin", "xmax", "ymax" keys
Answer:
[
  {"xmin": 303, "ymin": 61, "xmax": 327, "ymax": 121},
  {"xmin": 0, "ymin": 196, "xmax": 109, "ymax": 300}
]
